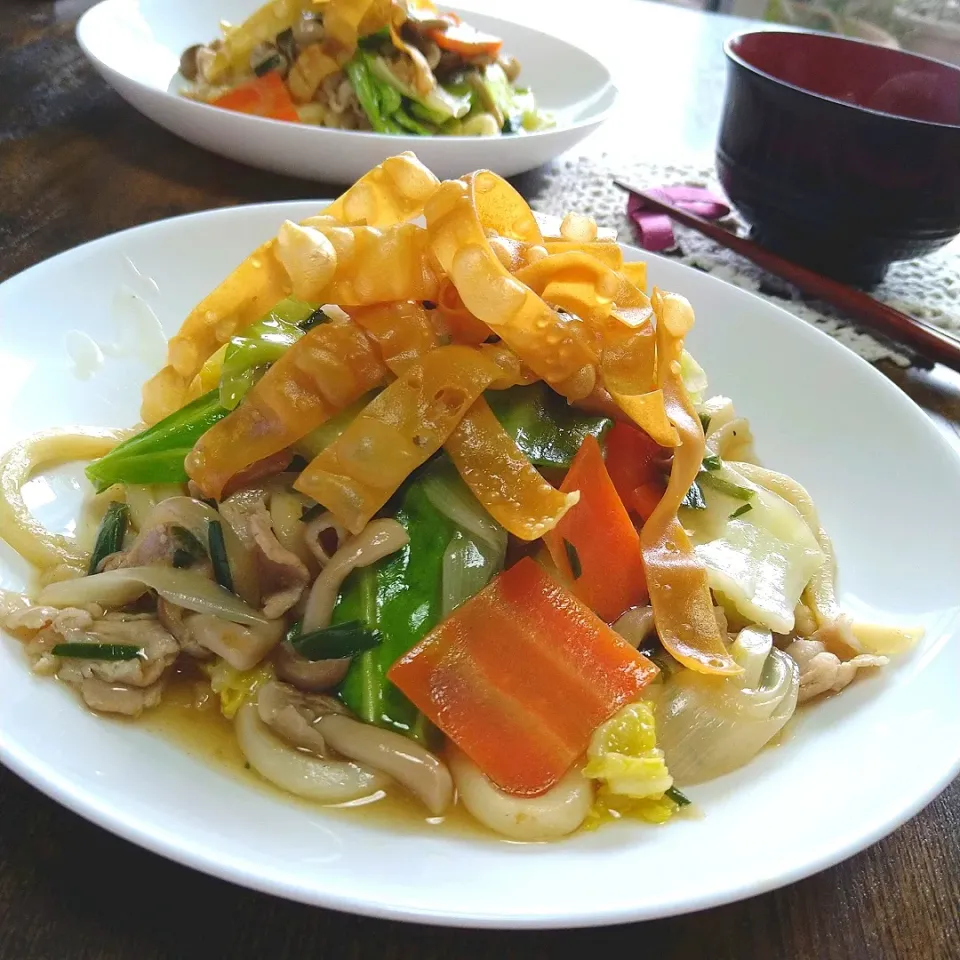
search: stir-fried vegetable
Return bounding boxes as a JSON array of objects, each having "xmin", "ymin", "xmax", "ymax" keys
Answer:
[
  {"xmin": 292, "ymin": 620, "xmax": 384, "ymax": 660},
  {"xmin": 426, "ymin": 13, "xmax": 503, "ymax": 57},
  {"xmin": 639, "ymin": 292, "xmax": 740, "ymax": 677},
  {"xmin": 367, "ymin": 55, "xmax": 472, "ymax": 122},
  {"xmin": 210, "ymin": 71, "xmax": 300, "ymax": 121},
  {"xmin": 87, "ymin": 501, "xmax": 129, "ymax": 574},
  {"xmin": 544, "ymin": 435, "xmax": 647, "ymax": 622},
  {"xmin": 388, "ymin": 557, "xmax": 658, "ymax": 795},
  {"xmin": 583, "ymin": 701, "xmax": 673, "ymax": 799},
  {"xmin": 218, "ymin": 306, "xmax": 307, "ymax": 409},
  {"xmin": 207, "ymin": 520, "xmax": 234, "ymax": 593},
  {"xmin": 86, "ymin": 389, "xmax": 227, "ymax": 492},
  {"xmin": 445, "ymin": 398, "xmax": 580, "ymax": 540},
  {"xmin": 336, "ymin": 480, "xmax": 456, "ymax": 737},
  {"xmin": 603, "ymin": 421, "xmax": 665, "ymax": 510},
  {"xmin": 52, "ymin": 642, "xmax": 142, "ymax": 661},
  {"xmin": 37, "ymin": 566, "xmax": 266, "ymax": 625},
  {"xmin": 486, "ymin": 383, "xmax": 613, "ymax": 469}
]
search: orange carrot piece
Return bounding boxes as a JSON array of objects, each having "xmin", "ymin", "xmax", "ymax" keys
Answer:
[
  {"xmin": 210, "ymin": 72, "xmax": 299, "ymax": 123},
  {"xmin": 426, "ymin": 13, "xmax": 503, "ymax": 57},
  {"xmin": 544, "ymin": 435, "xmax": 648, "ymax": 621},
  {"xmin": 604, "ymin": 421, "xmax": 665, "ymax": 507},
  {"xmin": 630, "ymin": 482, "xmax": 666, "ymax": 522},
  {"xmin": 388, "ymin": 557, "xmax": 656, "ymax": 796}
]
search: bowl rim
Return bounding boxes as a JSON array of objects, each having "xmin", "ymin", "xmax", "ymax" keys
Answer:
[{"xmin": 723, "ymin": 27, "xmax": 960, "ymax": 131}]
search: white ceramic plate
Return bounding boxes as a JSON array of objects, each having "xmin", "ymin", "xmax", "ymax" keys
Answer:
[
  {"xmin": 2, "ymin": 202, "xmax": 960, "ymax": 928},
  {"xmin": 75, "ymin": 0, "xmax": 617, "ymax": 182}
]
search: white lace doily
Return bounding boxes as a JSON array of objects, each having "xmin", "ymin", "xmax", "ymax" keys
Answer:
[{"xmin": 527, "ymin": 154, "xmax": 960, "ymax": 368}]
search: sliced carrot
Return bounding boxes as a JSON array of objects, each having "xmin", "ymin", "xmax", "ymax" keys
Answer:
[
  {"xmin": 544, "ymin": 435, "xmax": 648, "ymax": 621},
  {"xmin": 630, "ymin": 481, "xmax": 666, "ymax": 522},
  {"xmin": 210, "ymin": 72, "xmax": 300, "ymax": 123},
  {"xmin": 604, "ymin": 421, "xmax": 665, "ymax": 507},
  {"xmin": 426, "ymin": 13, "xmax": 504, "ymax": 58},
  {"xmin": 388, "ymin": 557, "xmax": 656, "ymax": 796}
]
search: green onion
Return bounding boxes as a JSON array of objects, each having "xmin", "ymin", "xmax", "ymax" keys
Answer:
[
  {"xmin": 564, "ymin": 539, "xmax": 582, "ymax": 580},
  {"xmin": 52, "ymin": 642, "xmax": 142, "ymax": 661},
  {"xmin": 87, "ymin": 501, "xmax": 129, "ymax": 574},
  {"xmin": 299, "ymin": 308, "xmax": 329, "ymax": 331},
  {"xmin": 699, "ymin": 473, "xmax": 754, "ymax": 501},
  {"xmin": 680, "ymin": 479, "xmax": 707, "ymax": 511},
  {"xmin": 729, "ymin": 503, "xmax": 753, "ymax": 519},
  {"xmin": 698, "ymin": 413, "xmax": 711, "ymax": 433},
  {"xmin": 207, "ymin": 520, "xmax": 234, "ymax": 593},
  {"xmin": 292, "ymin": 620, "xmax": 384, "ymax": 660},
  {"xmin": 666, "ymin": 785, "xmax": 691, "ymax": 807},
  {"xmin": 170, "ymin": 525, "xmax": 207, "ymax": 569},
  {"xmin": 702, "ymin": 454, "xmax": 722, "ymax": 471}
]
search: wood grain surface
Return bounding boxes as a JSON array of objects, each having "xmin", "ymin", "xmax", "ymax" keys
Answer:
[{"xmin": 1, "ymin": 2, "xmax": 958, "ymax": 957}]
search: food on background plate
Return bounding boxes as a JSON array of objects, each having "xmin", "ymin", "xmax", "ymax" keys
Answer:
[
  {"xmin": 0, "ymin": 152, "xmax": 920, "ymax": 841},
  {"xmin": 178, "ymin": 0, "xmax": 552, "ymax": 136}
]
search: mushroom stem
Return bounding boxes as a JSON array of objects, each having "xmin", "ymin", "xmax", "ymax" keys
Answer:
[{"xmin": 317, "ymin": 714, "xmax": 454, "ymax": 816}]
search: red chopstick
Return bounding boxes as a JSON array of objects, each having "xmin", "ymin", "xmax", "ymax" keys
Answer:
[{"xmin": 615, "ymin": 179, "xmax": 960, "ymax": 374}]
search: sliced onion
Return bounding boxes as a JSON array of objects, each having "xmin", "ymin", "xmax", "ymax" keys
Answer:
[
  {"xmin": 37, "ymin": 565, "xmax": 267, "ymax": 625},
  {"xmin": 235, "ymin": 704, "xmax": 389, "ymax": 803},
  {"xmin": 657, "ymin": 647, "xmax": 799, "ymax": 786},
  {"xmin": 441, "ymin": 531, "xmax": 502, "ymax": 617},
  {"xmin": 613, "ymin": 606, "xmax": 656, "ymax": 649},
  {"xmin": 422, "ymin": 466, "xmax": 506, "ymax": 554},
  {"xmin": 731, "ymin": 626, "xmax": 773, "ymax": 689}
]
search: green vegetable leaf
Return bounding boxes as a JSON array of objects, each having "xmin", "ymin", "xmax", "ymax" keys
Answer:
[
  {"xmin": 337, "ymin": 482, "xmax": 455, "ymax": 738},
  {"xmin": 698, "ymin": 413, "xmax": 711, "ymax": 433},
  {"xmin": 293, "ymin": 620, "xmax": 384, "ymax": 660},
  {"xmin": 729, "ymin": 503, "xmax": 753, "ymax": 519},
  {"xmin": 699, "ymin": 472, "xmax": 754, "ymax": 501},
  {"xmin": 85, "ymin": 389, "xmax": 228, "ymax": 492},
  {"xmin": 87, "ymin": 501, "xmax": 129, "ymax": 574},
  {"xmin": 295, "ymin": 389, "xmax": 381, "ymax": 460},
  {"xmin": 345, "ymin": 55, "xmax": 392, "ymax": 132},
  {"xmin": 666, "ymin": 785, "xmax": 691, "ymax": 807},
  {"xmin": 486, "ymin": 382, "xmax": 612, "ymax": 469},
  {"xmin": 564, "ymin": 538, "xmax": 582, "ymax": 579},
  {"xmin": 219, "ymin": 310, "xmax": 304, "ymax": 410},
  {"xmin": 702, "ymin": 454, "xmax": 722, "ymax": 471},
  {"xmin": 207, "ymin": 520, "xmax": 234, "ymax": 593},
  {"xmin": 52, "ymin": 642, "xmax": 142, "ymax": 661}
]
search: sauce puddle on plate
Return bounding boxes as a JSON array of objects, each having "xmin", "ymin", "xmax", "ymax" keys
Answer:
[{"xmin": 141, "ymin": 664, "xmax": 493, "ymax": 839}]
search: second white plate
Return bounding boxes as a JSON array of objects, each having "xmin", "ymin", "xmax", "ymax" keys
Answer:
[{"xmin": 76, "ymin": 0, "xmax": 618, "ymax": 182}]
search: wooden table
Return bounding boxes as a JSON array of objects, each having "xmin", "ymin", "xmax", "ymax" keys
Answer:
[{"xmin": 2, "ymin": 1, "xmax": 959, "ymax": 957}]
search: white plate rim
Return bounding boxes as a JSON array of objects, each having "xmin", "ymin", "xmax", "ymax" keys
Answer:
[{"xmin": 1, "ymin": 201, "xmax": 959, "ymax": 928}]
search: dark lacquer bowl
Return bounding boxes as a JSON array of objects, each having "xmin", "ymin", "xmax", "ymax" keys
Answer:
[{"xmin": 717, "ymin": 29, "xmax": 960, "ymax": 287}]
